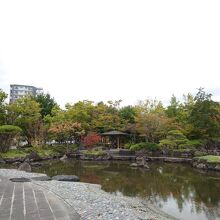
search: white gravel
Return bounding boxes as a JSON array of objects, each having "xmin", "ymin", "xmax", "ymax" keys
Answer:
[
  {"xmin": 0, "ymin": 169, "xmax": 177, "ymax": 220},
  {"xmin": 0, "ymin": 168, "xmax": 46, "ymax": 178}
]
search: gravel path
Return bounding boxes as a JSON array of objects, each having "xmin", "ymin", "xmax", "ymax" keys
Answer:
[{"xmin": 0, "ymin": 169, "xmax": 177, "ymax": 220}]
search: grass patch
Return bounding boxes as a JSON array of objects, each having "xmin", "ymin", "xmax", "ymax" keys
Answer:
[
  {"xmin": 194, "ymin": 151, "xmax": 208, "ymax": 157},
  {"xmin": 82, "ymin": 148, "xmax": 107, "ymax": 156},
  {"xmin": 173, "ymin": 148, "xmax": 192, "ymax": 153},
  {"xmin": 30, "ymin": 144, "xmax": 77, "ymax": 157},
  {"xmin": 32, "ymin": 147, "xmax": 60, "ymax": 157},
  {"xmin": 195, "ymin": 155, "xmax": 220, "ymax": 164},
  {"xmin": 0, "ymin": 149, "xmax": 28, "ymax": 158},
  {"xmin": 0, "ymin": 144, "xmax": 78, "ymax": 159}
]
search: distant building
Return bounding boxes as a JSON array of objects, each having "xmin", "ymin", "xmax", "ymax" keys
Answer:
[{"xmin": 10, "ymin": 84, "xmax": 43, "ymax": 103}]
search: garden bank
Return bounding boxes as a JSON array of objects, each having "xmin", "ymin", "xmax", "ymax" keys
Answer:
[{"xmin": 1, "ymin": 146, "xmax": 220, "ymax": 172}]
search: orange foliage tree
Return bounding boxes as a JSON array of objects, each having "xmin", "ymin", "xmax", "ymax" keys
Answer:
[
  {"xmin": 49, "ymin": 121, "xmax": 85, "ymax": 145},
  {"xmin": 82, "ymin": 133, "xmax": 101, "ymax": 148}
]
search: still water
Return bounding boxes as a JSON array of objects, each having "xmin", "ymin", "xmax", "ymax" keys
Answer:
[{"xmin": 33, "ymin": 160, "xmax": 220, "ymax": 220}]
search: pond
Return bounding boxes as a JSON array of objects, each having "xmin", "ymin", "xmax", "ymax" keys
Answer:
[{"xmin": 32, "ymin": 160, "xmax": 220, "ymax": 220}]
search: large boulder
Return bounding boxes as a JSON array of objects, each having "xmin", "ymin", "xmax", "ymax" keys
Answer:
[
  {"xmin": 144, "ymin": 164, "xmax": 150, "ymax": 169},
  {"xmin": 196, "ymin": 163, "xmax": 207, "ymax": 169},
  {"xmin": 136, "ymin": 156, "xmax": 146, "ymax": 166},
  {"xmin": 0, "ymin": 156, "xmax": 6, "ymax": 164},
  {"xmin": 25, "ymin": 151, "xmax": 42, "ymax": 162},
  {"xmin": 30, "ymin": 162, "xmax": 42, "ymax": 167},
  {"xmin": 12, "ymin": 161, "xmax": 21, "ymax": 166},
  {"xmin": 10, "ymin": 178, "xmax": 31, "ymax": 182},
  {"xmin": 214, "ymin": 165, "xmax": 220, "ymax": 171},
  {"xmin": 52, "ymin": 175, "xmax": 80, "ymax": 182},
  {"xmin": 130, "ymin": 162, "xmax": 150, "ymax": 169},
  {"xmin": 60, "ymin": 154, "xmax": 68, "ymax": 161},
  {"xmin": 96, "ymin": 153, "xmax": 112, "ymax": 160},
  {"xmin": 135, "ymin": 156, "xmax": 150, "ymax": 169},
  {"xmin": 18, "ymin": 162, "xmax": 32, "ymax": 172},
  {"xmin": 192, "ymin": 161, "xmax": 198, "ymax": 167},
  {"xmin": 130, "ymin": 163, "xmax": 138, "ymax": 167}
]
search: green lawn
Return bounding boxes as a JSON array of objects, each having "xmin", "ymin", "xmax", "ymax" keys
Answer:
[
  {"xmin": 195, "ymin": 155, "xmax": 220, "ymax": 163},
  {"xmin": 0, "ymin": 149, "xmax": 28, "ymax": 158},
  {"xmin": 0, "ymin": 145, "xmax": 77, "ymax": 159},
  {"xmin": 82, "ymin": 148, "xmax": 107, "ymax": 156}
]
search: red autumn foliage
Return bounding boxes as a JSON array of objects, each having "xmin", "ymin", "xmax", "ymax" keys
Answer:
[{"xmin": 82, "ymin": 133, "xmax": 101, "ymax": 148}]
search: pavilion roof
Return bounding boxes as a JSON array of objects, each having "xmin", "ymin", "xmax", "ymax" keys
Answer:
[{"xmin": 101, "ymin": 130, "xmax": 129, "ymax": 136}]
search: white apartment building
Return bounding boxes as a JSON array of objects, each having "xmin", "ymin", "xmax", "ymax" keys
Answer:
[{"xmin": 10, "ymin": 84, "xmax": 43, "ymax": 103}]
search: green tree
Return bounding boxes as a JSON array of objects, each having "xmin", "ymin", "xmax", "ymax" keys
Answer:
[
  {"xmin": 135, "ymin": 99, "xmax": 164, "ymax": 114},
  {"xmin": 65, "ymin": 100, "xmax": 125, "ymax": 133},
  {"xmin": 0, "ymin": 89, "xmax": 7, "ymax": 125},
  {"xmin": 166, "ymin": 95, "xmax": 180, "ymax": 118},
  {"xmin": 7, "ymin": 97, "xmax": 44, "ymax": 147},
  {"xmin": 135, "ymin": 112, "xmax": 175, "ymax": 143},
  {"xmin": 49, "ymin": 121, "xmax": 84, "ymax": 145},
  {"xmin": 119, "ymin": 105, "xmax": 136, "ymax": 124},
  {"xmin": 159, "ymin": 130, "xmax": 190, "ymax": 149},
  {"xmin": 92, "ymin": 101, "xmax": 125, "ymax": 133},
  {"xmin": 166, "ymin": 93, "xmax": 195, "ymax": 136},
  {"xmin": 189, "ymin": 88, "xmax": 220, "ymax": 139},
  {"xmin": 178, "ymin": 93, "xmax": 195, "ymax": 133},
  {"xmin": 34, "ymin": 93, "xmax": 57, "ymax": 118},
  {"xmin": 65, "ymin": 100, "xmax": 95, "ymax": 132},
  {"xmin": 135, "ymin": 99, "xmax": 176, "ymax": 143}
]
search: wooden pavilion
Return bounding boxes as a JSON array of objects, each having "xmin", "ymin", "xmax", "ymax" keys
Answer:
[{"xmin": 101, "ymin": 130, "xmax": 129, "ymax": 149}]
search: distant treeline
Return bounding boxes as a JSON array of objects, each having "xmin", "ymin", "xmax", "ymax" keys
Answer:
[{"xmin": 0, "ymin": 87, "xmax": 220, "ymax": 152}]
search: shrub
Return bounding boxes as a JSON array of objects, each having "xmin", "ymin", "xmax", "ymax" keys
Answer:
[
  {"xmin": 159, "ymin": 130, "xmax": 202, "ymax": 150},
  {"xmin": 124, "ymin": 143, "xmax": 132, "ymax": 149},
  {"xmin": 179, "ymin": 139, "xmax": 203, "ymax": 149},
  {"xmin": 0, "ymin": 125, "xmax": 22, "ymax": 152},
  {"xmin": 159, "ymin": 139, "xmax": 177, "ymax": 149},
  {"xmin": 0, "ymin": 125, "xmax": 22, "ymax": 133},
  {"xmin": 82, "ymin": 133, "xmax": 101, "ymax": 148},
  {"xmin": 167, "ymin": 130, "xmax": 186, "ymax": 140},
  {"xmin": 166, "ymin": 130, "xmax": 188, "ymax": 146},
  {"xmin": 129, "ymin": 142, "xmax": 160, "ymax": 151}
]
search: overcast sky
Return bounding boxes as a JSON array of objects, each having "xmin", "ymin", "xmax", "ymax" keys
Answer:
[{"xmin": 0, "ymin": 0, "xmax": 220, "ymax": 107}]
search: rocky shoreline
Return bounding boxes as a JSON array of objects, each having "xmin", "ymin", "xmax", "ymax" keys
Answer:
[
  {"xmin": 2, "ymin": 150, "xmax": 220, "ymax": 173},
  {"xmin": 0, "ymin": 169, "xmax": 176, "ymax": 220},
  {"xmin": 192, "ymin": 158, "xmax": 220, "ymax": 171}
]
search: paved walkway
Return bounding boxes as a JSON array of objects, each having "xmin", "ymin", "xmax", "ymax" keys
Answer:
[{"xmin": 0, "ymin": 176, "xmax": 80, "ymax": 220}]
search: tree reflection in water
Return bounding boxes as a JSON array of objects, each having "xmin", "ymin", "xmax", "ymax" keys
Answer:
[{"xmin": 33, "ymin": 160, "xmax": 220, "ymax": 220}]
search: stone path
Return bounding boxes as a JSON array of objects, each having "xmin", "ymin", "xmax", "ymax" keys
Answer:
[{"xmin": 0, "ymin": 176, "xmax": 80, "ymax": 220}]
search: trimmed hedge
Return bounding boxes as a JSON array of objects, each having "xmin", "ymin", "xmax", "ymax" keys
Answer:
[
  {"xmin": 0, "ymin": 125, "xmax": 22, "ymax": 134},
  {"xmin": 127, "ymin": 142, "xmax": 160, "ymax": 152},
  {"xmin": 159, "ymin": 130, "xmax": 203, "ymax": 150}
]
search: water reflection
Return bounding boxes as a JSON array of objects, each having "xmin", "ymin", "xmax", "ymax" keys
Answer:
[{"xmin": 33, "ymin": 160, "xmax": 220, "ymax": 220}]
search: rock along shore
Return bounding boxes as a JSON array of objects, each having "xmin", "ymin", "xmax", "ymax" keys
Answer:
[{"xmin": 0, "ymin": 169, "xmax": 177, "ymax": 220}]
